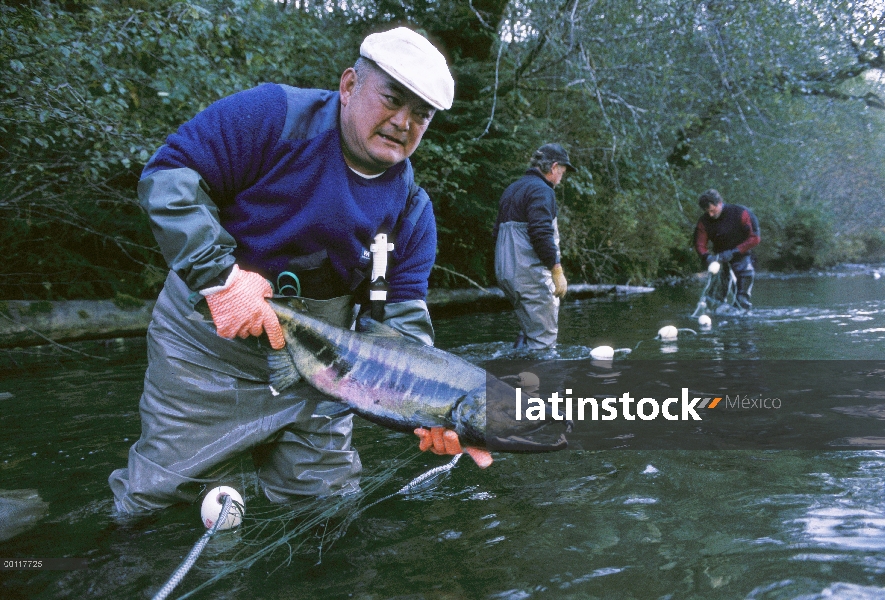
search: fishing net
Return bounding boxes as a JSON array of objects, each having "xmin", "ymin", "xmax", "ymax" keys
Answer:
[
  {"xmin": 175, "ymin": 449, "xmax": 461, "ymax": 598},
  {"xmin": 691, "ymin": 264, "xmax": 741, "ymax": 318}
]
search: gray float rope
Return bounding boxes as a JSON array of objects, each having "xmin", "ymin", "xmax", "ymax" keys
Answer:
[
  {"xmin": 316, "ymin": 453, "xmax": 463, "ymax": 565},
  {"xmin": 154, "ymin": 454, "xmax": 462, "ymax": 597},
  {"xmin": 363, "ymin": 453, "xmax": 462, "ymax": 511},
  {"xmin": 333, "ymin": 452, "xmax": 463, "ymax": 538},
  {"xmin": 399, "ymin": 452, "xmax": 462, "ymax": 492},
  {"xmin": 152, "ymin": 493, "xmax": 235, "ymax": 600}
]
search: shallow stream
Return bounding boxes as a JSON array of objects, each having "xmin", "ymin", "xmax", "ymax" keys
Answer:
[{"xmin": 3, "ymin": 265, "xmax": 885, "ymax": 599}]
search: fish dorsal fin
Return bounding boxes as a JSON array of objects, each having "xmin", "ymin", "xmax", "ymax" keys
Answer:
[{"xmin": 357, "ymin": 315, "xmax": 405, "ymax": 338}]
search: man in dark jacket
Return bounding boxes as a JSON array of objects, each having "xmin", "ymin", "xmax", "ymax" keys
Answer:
[
  {"xmin": 108, "ymin": 27, "xmax": 491, "ymax": 515},
  {"xmin": 494, "ymin": 143, "xmax": 575, "ymax": 349},
  {"xmin": 694, "ymin": 189, "xmax": 761, "ymax": 310}
]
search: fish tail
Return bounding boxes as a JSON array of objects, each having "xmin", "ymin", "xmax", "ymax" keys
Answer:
[{"xmin": 268, "ymin": 348, "xmax": 301, "ymax": 392}]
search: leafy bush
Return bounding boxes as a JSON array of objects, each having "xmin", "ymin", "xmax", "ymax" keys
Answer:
[
  {"xmin": 0, "ymin": 0, "xmax": 353, "ymax": 300},
  {"xmin": 756, "ymin": 203, "xmax": 836, "ymax": 271}
]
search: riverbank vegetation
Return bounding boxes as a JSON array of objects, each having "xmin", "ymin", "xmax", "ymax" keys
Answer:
[{"xmin": 3, "ymin": 0, "xmax": 885, "ymax": 300}]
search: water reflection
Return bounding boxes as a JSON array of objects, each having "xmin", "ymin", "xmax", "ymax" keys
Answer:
[
  {"xmin": 442, "ymin": 268, "xmax": 885, "ymax": 362},
  {"xmin": 3, "ymin": 267, "xmax": 885, "ymax": 598},
  {"xmin": 793, "ymin": 454, "xmax": 885, "ymax": 552},
  {"xmin": 797, "ymin": 506, "xmax": 885, "ymax": 551}
]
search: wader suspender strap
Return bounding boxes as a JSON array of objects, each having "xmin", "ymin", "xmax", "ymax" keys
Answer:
[{"xmin": 369, "ymin": 183, "xmax": 429, "ymax": 321}]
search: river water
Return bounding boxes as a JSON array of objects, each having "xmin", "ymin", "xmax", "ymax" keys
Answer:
[{"xmin": 3, "ymin": 265, "xmax": 885, "ymax": 599}]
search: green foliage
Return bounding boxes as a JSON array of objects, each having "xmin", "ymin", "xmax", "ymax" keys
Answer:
[
  {"xmin": 3, "ymin": 0, "xmax": 885, "ymax": 301},
  {"xmin": 855, "ymin": 229, "xmax": 885, "ymax": 262},
  {"xmin": 830, "ymin": 228, "xmax": 885, "ymax": 265},
  {"xmin": 0, "ymin": 0, "xmax": 353, "ymax": 300},
  {"xmin": 756, "ymin": 202, "xmax": 837, "ymax": 271}
]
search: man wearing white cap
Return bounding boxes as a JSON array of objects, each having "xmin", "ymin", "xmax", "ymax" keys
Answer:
[{"xmin": 109, "ymin": 27, "xmax": 488, "ymax": 514}]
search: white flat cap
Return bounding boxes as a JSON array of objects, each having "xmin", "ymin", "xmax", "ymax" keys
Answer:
[{"xmin": 360, "ymin": 27, "xmax": 455, "ymax": 110}]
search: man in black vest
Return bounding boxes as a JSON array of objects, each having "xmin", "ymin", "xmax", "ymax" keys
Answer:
[{"xmin": 694, "ymin": 189, "xmax": 760, "ymax": 310}]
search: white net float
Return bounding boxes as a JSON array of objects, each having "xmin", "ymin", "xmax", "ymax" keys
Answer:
[
  {"xmin": 590, "ymin": 345, "xmax": 614, "ymax": 360},
  {"xmin": 200, "ymin": 486, "xmax": 244, "ymax": 530},
  {"xmin": 657, "ymin": 325, "xmax": 678, "ymax": 341}
]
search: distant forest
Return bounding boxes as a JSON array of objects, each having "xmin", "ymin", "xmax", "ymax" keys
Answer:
[{"xmin": 3, "ymin": 0, "xmax": 885, "ymax": 300}]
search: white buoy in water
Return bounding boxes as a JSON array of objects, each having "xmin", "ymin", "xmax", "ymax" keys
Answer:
[
  {"xmin": 201, "ymin": 486, "xmax": 244, "ymax": 530},
  {"xmin": 658, "ymin": 325, "xmax": 678, "ymax": 341},
  {"xmin": 698, "ymin": 315, "xmax": 712, "ymax": 327},
  {"xmin": 708, "ymin": 261, "xmax": 721, "ymax": 275},
  {"xmin": 515, "ymin": 371, "xmax": 540, "ymax": 395},
  {"xmin": 875, "ymin": 271, "xmax": 881, "ymax": 280},
  {"xmin": 590, "ymin": 345, "xmax": 615, "ymax": 360}
]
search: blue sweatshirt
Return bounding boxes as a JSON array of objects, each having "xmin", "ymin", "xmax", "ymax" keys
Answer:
[{"xmin": 141, "ymin": 83, "xmax": 436, "ymax": 303}]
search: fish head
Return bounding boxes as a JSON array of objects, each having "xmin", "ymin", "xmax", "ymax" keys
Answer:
[{"xmin": 453, "ymin": 375, "xmax": 568, "ymax": 453}]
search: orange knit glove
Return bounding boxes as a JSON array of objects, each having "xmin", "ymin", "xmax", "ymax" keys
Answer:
[
  {"xmin": 203, "ymin": 266, "xmax": 285, "ymax": 349},
  {"xmin": 414, "ymin": 427, "xmax": 493, "ymax": 469}
]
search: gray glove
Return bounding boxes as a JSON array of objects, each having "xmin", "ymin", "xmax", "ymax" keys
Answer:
[{"xmin": 717, "ymin": 249, "xmax": 736, "ymax": 263}]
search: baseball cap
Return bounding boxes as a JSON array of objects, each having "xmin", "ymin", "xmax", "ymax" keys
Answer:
[
  {"xmin": 360, "ymin": 27, "xmax": 455, "ymax": 110},
  {"xmin": 535, "ymin": 143, "xmax": 576, "ymax": 171}
]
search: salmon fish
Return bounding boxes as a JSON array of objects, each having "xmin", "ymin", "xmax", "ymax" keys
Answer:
[{"xmin": 267, "ymin": 299, "xmax": 567, "ymax": 453}]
